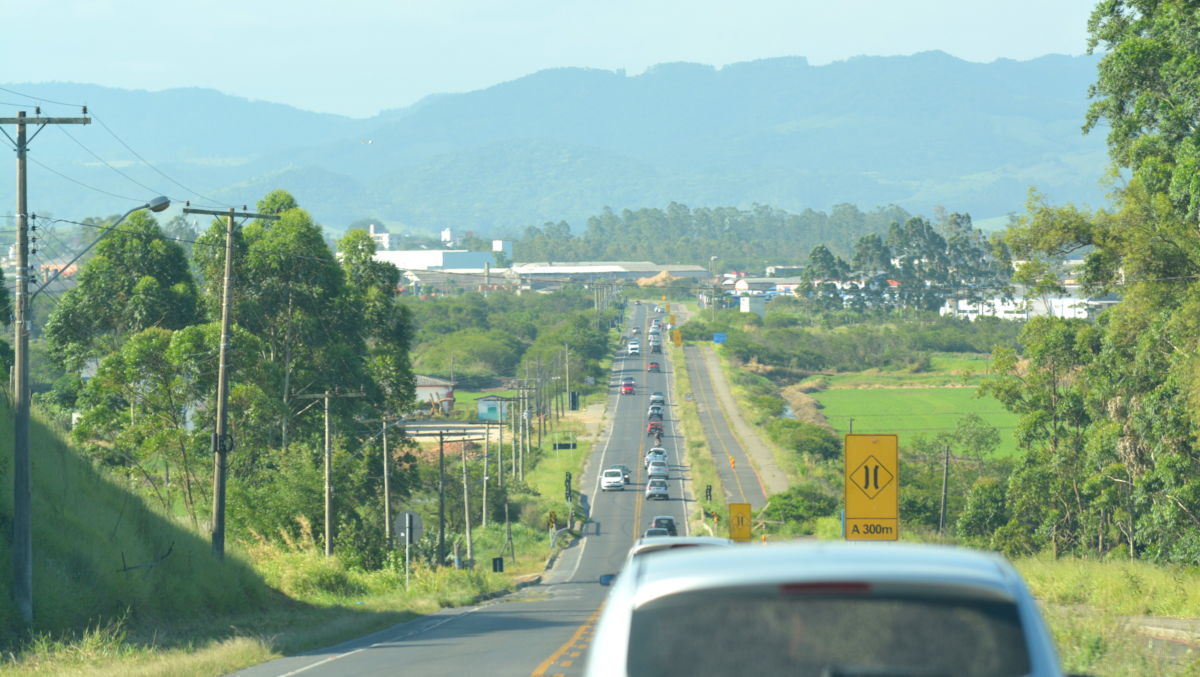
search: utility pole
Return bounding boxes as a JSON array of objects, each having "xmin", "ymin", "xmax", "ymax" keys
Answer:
[
  {"xmin": 183, "ymin": 206, "xmax": 278, "ymax": 560},
  {"xmin": 938, "ymin": 442, "xmax": 951, "ymax": 537},
  {"xmin": 382, "ymin": 418, "xmax": 393, "ymax": 545},
  {"xmin": 481, "ymin": 422, "xmax": 488, "ymax": 529},
  {"xmin": 564, "ymin": 345, "xmax": 571, "ymax": 412},
  {"xmin": 294, "ymin": 389, "xmax": 364, "ymax": 556},
  {"xmin": 462, "ymin": 438, "xmax": 473, "ymax": 566},
  {"xmin": 439, "ymin": 431, "xmax": 446, "ymax": 565},
  {"xmin": 3, "ymin": 110, "xmax": 89, "ymax": 624}
]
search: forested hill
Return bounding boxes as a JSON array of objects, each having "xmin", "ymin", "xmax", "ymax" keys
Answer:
[{"xmin": 4, "ymin": 52, "xmax": 1104, "ymax": 233}]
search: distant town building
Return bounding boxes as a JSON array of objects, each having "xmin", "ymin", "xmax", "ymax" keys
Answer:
[
  {"xmin": 367, "ymin": 223, "xmax": 391, "ymax": 250},
  {"xmin": 940, "ymin": 285, "xmax": 1119, "ymax": 321},
  {"xmin": 475, "ymin": 395, "xmax": 511, "ymax": 422},
  {"xmin": 440, "ymin": 228, "xmax": 454, "ymax": 244},
  {"xmin": 375, "ymin": 249, "xmax": 497, "ymax": 271},
  {"xmin": 740, "ymin": 296, "xmax": 767, "ymax": 317}
]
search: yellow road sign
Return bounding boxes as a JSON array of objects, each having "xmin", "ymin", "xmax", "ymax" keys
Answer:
[
  {"xmin": 671, "ymin": 329, "xmax": 683, "ymax": 346},
  {"xmin": 729, "ymin": 503, "xmax": 752, "ymax": 542},
  {"xmin": 844, "ymin": 434, "xmax": 899, "ymax": 541}
]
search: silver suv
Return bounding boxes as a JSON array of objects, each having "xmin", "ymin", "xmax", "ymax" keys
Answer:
[{"xmin": 587, "ymin": 542, "xmax": 1069, "ymax": 676}]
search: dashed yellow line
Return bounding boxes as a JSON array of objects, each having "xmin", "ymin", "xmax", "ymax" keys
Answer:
[{"xmin": 529, "ymin": 602, "xmax": 604, "ymax": 676}]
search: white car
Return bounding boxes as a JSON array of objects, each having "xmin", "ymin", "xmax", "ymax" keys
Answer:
[
  {"xmin": 601, "ymin": 468, "xmax": 625, "ymax": 491},
  {"xmin": 646, "ymin": 459, "xmax": 669, "ymax": 479},
  {"xmin": 586, "ymin": 542, "xmax": 1069, "ymax": 677},
  {"xmin": 644, "ymin": 478, "xmax": 669, "ymax": 500},
  {"xmin": 627, "ymin": 341, "xmax": 640, "ymax": 356},
  {"xmin": 644, "ymin": 448, "xmax": 667, "ymax": 468}
]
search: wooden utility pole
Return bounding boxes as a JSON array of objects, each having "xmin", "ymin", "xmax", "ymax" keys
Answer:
[
  {"xmin": 938, "ymin": 443, "xmax": 951, "ymax": 536},
  {"xmin": 462, "ymin": 439, "xmax": 473, "ymax": 565},
  {"xmin": 183, "ymin": 206, "xmax": 278, "ymax": 560},
  {"xmin": 382, "ymin": 418, "xmax": 393, "ymax": 545},
  {"xmin": 3, "ymin": 110, "xmax": 89, "ymax": 623},
  {"xmin": 295, "ymin": 389, "xmax": 365, "ymax": 556},
  {"xmin": 439, "ymin": 431, "xmax": 446, "ymax": 565}
]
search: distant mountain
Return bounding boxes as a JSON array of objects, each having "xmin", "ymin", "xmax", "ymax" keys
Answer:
[{"xmin": 1, "ymin": 52, "xmax": 1108, "ymax": 235}]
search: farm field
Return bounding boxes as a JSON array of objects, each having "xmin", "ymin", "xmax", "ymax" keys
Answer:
[{"xmin": 811, "ymin": 385, "xmax": 1020, "ymax": 458}]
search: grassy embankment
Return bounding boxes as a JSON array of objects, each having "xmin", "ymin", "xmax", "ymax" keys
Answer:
[
  {"xmin": 0, "ymin": 384, "xmax": 608, "ymax": 676},
  {"xmin": 665, "ymin": 341, "xmax": 727, "ymax": 533}
]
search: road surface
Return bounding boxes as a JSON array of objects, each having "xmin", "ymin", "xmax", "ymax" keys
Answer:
[{"xmin": 233, "ymin": 303, "xmax": 692, "ymax": 677}]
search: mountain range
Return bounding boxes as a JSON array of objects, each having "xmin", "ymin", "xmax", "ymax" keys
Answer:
[{"xmin": 2, "ymin": 51, "xmax": 1109, "ymax": 236}]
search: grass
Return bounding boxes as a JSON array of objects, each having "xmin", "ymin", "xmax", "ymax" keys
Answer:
[{"xmin": 811, "ymin": 386, "xmax": 1021, "ymax": 457}]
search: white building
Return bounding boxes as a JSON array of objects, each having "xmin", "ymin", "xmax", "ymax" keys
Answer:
[
  {"xmin": 940, "ymin": 286, "xmax": 1119, "ymax": 321},
  {"xmin": 375, "ymin": 249, "xmax": 497, "ymax": 271},
  {"xmin": 368, "ymin": 223, "xmax": 391, "ymax": 250}
]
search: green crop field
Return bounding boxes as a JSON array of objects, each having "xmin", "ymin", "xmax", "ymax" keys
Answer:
[{"xmin": 811, "ymin": 386, "xmax": 1020, "ymax": 457}]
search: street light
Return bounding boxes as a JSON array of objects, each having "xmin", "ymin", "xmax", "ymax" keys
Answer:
[
  {"xmin": 33, "ymin": 196, "xmax": 170, "ymax": 300},
  {"xmin": 12, "ymin": 195, "xmax": 169, "ymax": 624}
]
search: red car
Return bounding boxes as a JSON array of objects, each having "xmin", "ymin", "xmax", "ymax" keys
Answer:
[
  {"xmin": 647, "ymin": 362, "xmax": 661, "ymax": 373},
  {"xmin": 622, "ymin": 382, "xmax": 635, "ymax": 395},
  {"xmin": 647, "ymin": 420, "xmax": 663, "ymax": 435}
]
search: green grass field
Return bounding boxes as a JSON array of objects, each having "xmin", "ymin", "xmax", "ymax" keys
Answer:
[{"xmin": 811, "ymin": 386, "xmax": 1021, "ymax": 457}]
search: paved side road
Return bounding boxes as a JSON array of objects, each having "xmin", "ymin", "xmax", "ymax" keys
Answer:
[{"xmin": 694, "ymin": 344, "xmax": 789, "ymax": 495}]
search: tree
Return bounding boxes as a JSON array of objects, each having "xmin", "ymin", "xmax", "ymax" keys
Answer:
[{"xmin": 45, "ymin": 211, "xmax": 199, "ymax": 372}]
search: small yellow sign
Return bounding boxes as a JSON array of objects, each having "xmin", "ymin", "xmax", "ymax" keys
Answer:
[
  {"xmin": 728, "ymin": 503, "xmax": 752, "ymax": 542},
  {"xmin": 671, "ymin": 329, "xmax": 683, "ymax": 346},
  {"xmin": 844, "ymin": 434, "xmax": 899, "ymax": 541}
]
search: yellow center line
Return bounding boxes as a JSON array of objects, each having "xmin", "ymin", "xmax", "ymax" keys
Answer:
[{"xmin": 530, "ymin": 604, "xmax": 604, "ymax": 677}]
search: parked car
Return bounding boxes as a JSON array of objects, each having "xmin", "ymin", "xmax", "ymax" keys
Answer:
[
  {"xmin": 586, "ymin": 542, "xmax": 1069, "ymax": 677},
  {"xmin": 649, "ymin": 516, "xmax": 677, "ymax": 536},
  {"xmin": 645, "ymin": 478, "xmax": 669, "ymax": 500},
  {"xmin": 647, "ymin": 460, "xmax": 669, "ymax": 479},
  {"xmin": 601, "ymin": 468, "xmax": 626, "ymax": 491}
]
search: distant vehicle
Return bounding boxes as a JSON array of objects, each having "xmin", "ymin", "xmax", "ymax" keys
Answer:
[
  {"xmin": 645, "ymin": 478, "xmax": 669, "ymax": 500},
  {"xmin": 642, "ymin": 527, "xmax": 670, "ymax": 538},
  {"xmin": 627, "ymin": 341, "xmax": 640, "ymax": 356},
  {"xmin": 621, "ymin": 382, "xmax": 635, "ymax": 395},
  {"xmin": 647, "ymin": 460, "xmax": 669, "ymax": 479},
  {"xmin": 646, "ymin": 420, "xmax": 663, "ymax": 435},
  {"xmin": 644, "ymin": 447, "xmax": 667, "ymax": 467},
  {"xmin": 649, "ymin": 516, "xmax": 677, "ymax": 536},
  {"xmin": 647, "ymin": 412, "xmax": 663, "ymax": 422},
  {"xmin": 631, "ymin": 327, "xmax": 639, "ymax": 334},
  {"xmin": 586, "ymin": 542, "xmax": 1068, "ymax": 677},
  {"xmin": 647, "ymin": 361, "xmax": 660, "ymax": 373},
  {"xmin": 633, "ymin": 300, "xmax": 641, "ymax": 305},
  {"xmin": 647, "ymin": 405, "xmax": 663, "ymax": 418},
  {"xmin": 622, "ymin": 376, "xmax": 635, "ymax": 384},
  {"xmin": 651, "ymin": 344, "xmax": 662, "ymax": 354},
  {"xmin": 601, "ymin": 468, "xmax": 626, "ymax": 491},
  {"xmin": 649, "ymin": 392, "xmax": 665, "ymax": 405}
]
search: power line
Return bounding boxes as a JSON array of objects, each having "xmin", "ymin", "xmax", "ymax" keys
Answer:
[
  {"xmin": 91, "ymin": 114, "xmax": 232, "ymax": 210},
  {"xmin": 55, "ymin": 125, "xmax": 165, "ymax": 198},
  {"xmin": 27, "ymin": 155, "xmax": 147, "ymax": 203},
  {"xmin": 0, "ymin": 86, "xmax": 85, "ymax": 109}
]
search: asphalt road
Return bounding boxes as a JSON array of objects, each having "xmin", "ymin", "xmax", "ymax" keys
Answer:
[
  {"xmin": 683, "ymin": 345, "xmax": 768, "ymax": 509},
  {"xmin": 232, "ymin": 303, "xmax": 692, "ymax": 677}
]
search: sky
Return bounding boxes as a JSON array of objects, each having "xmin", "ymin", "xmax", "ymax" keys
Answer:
[{"xmin": 5, "ymin": 0, "xmax": 1100, "ymax": 118}]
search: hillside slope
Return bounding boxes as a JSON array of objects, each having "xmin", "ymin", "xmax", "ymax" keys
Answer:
[{"xmin": 0, "ymin": 403, "xmax": 274, "ymax": 645}]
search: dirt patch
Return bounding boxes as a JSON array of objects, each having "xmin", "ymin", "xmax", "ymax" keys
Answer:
[{"xmin": 781, "ymin": 384, "xmax": 830, "ymax": 428}]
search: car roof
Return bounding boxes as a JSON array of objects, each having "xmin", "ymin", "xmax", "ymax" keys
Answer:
[
  {"xmin": 651, "ymin": 515, "xmax": 676, "ymax": 521},
  {"xmin": 624, "ymin": 542, "xmax": 1024, "ymax": 607}
]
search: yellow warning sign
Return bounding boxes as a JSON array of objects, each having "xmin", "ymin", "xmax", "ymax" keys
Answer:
[
  {"xmin": 844, "ymin": 434, "xmax": 898, "ymax": 541},
  {"xmin": 671, "ymin": 329, "xmax": 683, "ymax": 346},
  {"xmin": 728, "ymin": 503, "xmax": 752, "ymax": 542}
]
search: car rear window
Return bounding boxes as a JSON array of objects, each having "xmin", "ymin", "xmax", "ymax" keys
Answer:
[{"xmin": 627, "ymin": 588, "xmax": 1031, "ymax": 677}]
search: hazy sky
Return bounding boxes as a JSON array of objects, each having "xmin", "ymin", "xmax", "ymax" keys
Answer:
[{"xmin": 6, "ymin": 0, "xmax": 1099, "ymax": 118}]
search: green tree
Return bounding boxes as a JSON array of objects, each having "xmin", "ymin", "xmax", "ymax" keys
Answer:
[{"xmin": 45, "ymin": 211, "xmax": 199, "ymax": 372}]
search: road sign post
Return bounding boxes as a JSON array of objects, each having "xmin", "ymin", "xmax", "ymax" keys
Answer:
[
  {"xmin": 400, "ymin": 510, "xmax": 424, "ymax": 586},
  {"xmin": 728, "ymin": 503, "xmax": 752, "ymax": 542},
  {"xmin": 844, "ymin": 434, "xmax": 899, "ymax": 540}
]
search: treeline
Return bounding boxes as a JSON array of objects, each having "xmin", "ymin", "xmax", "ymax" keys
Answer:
[
  {"xmin": 405, "ymin": 289, "xmax": 618, "ymax": 389},
  {"xmin": 22, "ymin": 190, "xmax": 614, "ymax": 571},
  {"xmin": 953, "ymin": 3, "xmax": 1200, "ymax": 563},
  {"xmin": 512, "ymin": 202, "xmax": 912, "ymax": 270}
]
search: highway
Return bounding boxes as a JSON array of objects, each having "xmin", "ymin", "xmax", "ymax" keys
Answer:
[
  {"xmin": 233, "ymin": 303, "xmax": 693, "ymax": 677},
  {"xmin": 683, "ymin": 345, "xmax": 768, "ymax": 509}
]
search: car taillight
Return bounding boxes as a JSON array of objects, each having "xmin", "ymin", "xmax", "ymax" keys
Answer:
[{"xmin": 780, "ymin": 582, "xmax": 871, "ymax": 595}]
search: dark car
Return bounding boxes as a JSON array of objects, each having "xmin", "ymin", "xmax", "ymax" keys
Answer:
[
  {"xmin": 650, "ymin": 516, "xmax": 678, "ymax": 536},
  {"xmin": 647, "ymin": 361, "xmax": 661, "ymax": 372}
]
